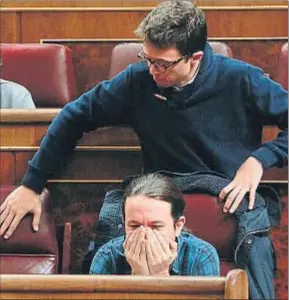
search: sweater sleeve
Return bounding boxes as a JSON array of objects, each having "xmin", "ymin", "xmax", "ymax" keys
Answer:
[
  {"xmin": 22, "ymin": 66, "xmax": 137, "ymax": 193},
  {"xmin": 246, "ymin": 65, "xmax": 288, "ymax": 169}
]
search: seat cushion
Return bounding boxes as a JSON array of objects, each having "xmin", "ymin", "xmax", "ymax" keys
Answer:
[
  {"xmin": 182, "ymin": 193, "xmax": 237, "ymax": 260},
  {"xmin": 1, "ymin": 43, "xmax": 77, "ymax": 107},
  {"xmin": 0, "ymin": 254, "xmax": 57, "ymax": 274}
]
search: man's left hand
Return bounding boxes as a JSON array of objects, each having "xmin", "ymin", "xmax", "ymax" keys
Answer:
[
  {"xmin": 219, "ymin": 156, "xmax": 263, "ymax": 214},
  {"xmin": 145, "ymin": 228, "xmax": 177, "ymax": 276}
]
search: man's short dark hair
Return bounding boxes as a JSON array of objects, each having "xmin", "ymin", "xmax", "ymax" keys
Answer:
[{"xmin": 135, "ymin": 0, "xmax": 207, "ymax": 56}]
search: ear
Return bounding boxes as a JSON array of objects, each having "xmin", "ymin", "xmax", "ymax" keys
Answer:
[
  {"xmin": 174, "ymin": 216, "xmax": 186, "ymax": 237},
  {"xmin": 192, "ymin": 51, "xmax": 203, "ymax": 61}
]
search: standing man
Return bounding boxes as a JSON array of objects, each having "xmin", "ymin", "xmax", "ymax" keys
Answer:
[
  {"xmin": 0, "ymin": 1, "xmax": 287, "ymax": 298},
  {"xmin": 89, "ymin": 173, "xmax": 220, "ymax": 276}
]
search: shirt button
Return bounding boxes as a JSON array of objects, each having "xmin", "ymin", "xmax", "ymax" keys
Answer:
[
  {"xmin": 118, "ymin": 224, "xmax": 123, "ymax": 228},
  {"xmin": 247, "ymin": 238, "xmax": 253, "ymax": 244}
]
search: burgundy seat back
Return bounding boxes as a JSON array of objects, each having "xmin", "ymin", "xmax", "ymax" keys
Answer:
[
  {"xmin": 182, "ymin": 193, "xmax": 237, "ymax": 276},
  {"xmin": 0, "ymin": 186, "xmax": 59, "ymax": 274},
  {"xmin": 275, "ymin": 42, "xmax": 288, "ymax": 90},
  {"xmin": 0, "ymin": 43, "xmax": 77, "ymax": 107},
  {"xmin": 108, "ymin": 42, "xmax": 233, "ymax": 79}
]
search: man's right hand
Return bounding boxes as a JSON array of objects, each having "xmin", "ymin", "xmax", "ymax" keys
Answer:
[
  {"xmin": 123, "ymin": 226, "xmax": 150, "ymax": 275},
  {"xmin": 0, "ymin": 185, "xmax": 41, "ymax": 239}
]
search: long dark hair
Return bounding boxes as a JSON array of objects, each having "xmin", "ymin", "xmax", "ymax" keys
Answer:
[{"xmin": 123, "ymin": 173, "xmax": 185, "ymax": 221}]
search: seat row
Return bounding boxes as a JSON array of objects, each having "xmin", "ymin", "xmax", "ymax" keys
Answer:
[{"xmin": 1, "ymin": 41, "xmax": 288, "ymax": 108}]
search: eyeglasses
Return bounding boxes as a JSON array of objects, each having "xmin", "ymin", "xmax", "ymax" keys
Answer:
[{"xmin": 137, "ymin": 51, "xmax": 188, "ymax": 72}]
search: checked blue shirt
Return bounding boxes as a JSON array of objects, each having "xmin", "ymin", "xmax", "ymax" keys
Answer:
[{"xmin": 89, "ymin": 232, "xmax": 220, "ymax": 276}]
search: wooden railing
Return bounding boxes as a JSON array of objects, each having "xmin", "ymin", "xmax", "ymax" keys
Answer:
[{"xmin": 0, "ymin": 269, "xmax": 249, "ymax": 300}]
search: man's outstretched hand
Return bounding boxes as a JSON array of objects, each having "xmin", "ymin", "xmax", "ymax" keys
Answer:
[
  {"xmin": 0, "ymin": 185, "xmax": 41, "ymax": 239},
  {"xmin": 219, "ymin": 156, "xmax": 263, "ymax": 214}
]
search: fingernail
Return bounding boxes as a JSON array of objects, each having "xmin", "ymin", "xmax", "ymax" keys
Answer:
[
  {"xmin": 4, "ymin": 234, "xmax": 9, "ymax": 239},
  {"xmin": 34, "ymin": 226, "xmax": 39, "ymax": 231}
]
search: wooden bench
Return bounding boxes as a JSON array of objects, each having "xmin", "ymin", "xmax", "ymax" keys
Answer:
[{"xmin": 0, "ymin": 269, "xmax": 248, "ymax": 300}]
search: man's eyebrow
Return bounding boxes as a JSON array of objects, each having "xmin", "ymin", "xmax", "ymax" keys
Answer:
[
  {"xmin": 149, "ymin": 221, "xmax": 165, "ymax": 225},
  {"xmin": 127, "ymin": 220, "xmax": 140, "ymax": 225}
]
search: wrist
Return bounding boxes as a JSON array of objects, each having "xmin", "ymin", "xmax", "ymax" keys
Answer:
[
  {"xmin": 152, "ymin": 271, "xmax": 170, "ymax": 276},
  {"xmin": 249, "ymin": 156, "xmax": 264, "ymax": 170}
]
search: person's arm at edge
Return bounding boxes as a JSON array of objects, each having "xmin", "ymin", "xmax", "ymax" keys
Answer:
[{"xmin": 220, "ymin": 66, "xmax": 288, "ymax": 213}]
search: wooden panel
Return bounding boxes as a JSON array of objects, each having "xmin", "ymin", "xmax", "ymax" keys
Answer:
[
  {"xmin": 206, "ymin": 10, "xmax": 287, "ymax": 37},
  {"xmin": 0, "ymin": 152, "xmax": 14, "ymax": 185},
  {"xmin": 13, "ymin": 8, "xmax": 286, "ymax": 43},
  {"xmin": 15, "ymin": 150, "xmax": 142, "ymax": 182},
  {"xmin": 225, "ymin": 40, "xmax": 287, "ymax": 80},
  {"xmin": 0, "ymin": 126, "xmax": 139, "ymax": 147},
  {"xmin": 0, "ymin": 125, "xmax": 48, "ymax": 146},
  {"xmin": 21, "ymin": 11, "xmax": 148, "ymax": 42},
  {"xmin": 1, "ymin": 0, "xmax": 287, "ymax": 7},
  {"xmin": 0, "ymin": 12, "xmax": 20, "ymax": 43}
]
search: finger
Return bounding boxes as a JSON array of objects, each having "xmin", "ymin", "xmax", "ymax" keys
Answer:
[
  {"xmin": 124, "ymin": 230, "xmax": 134, "ymax": 248},
  {"xmin": 0, "ymin": 200, "xmax": 8, "ymax": 214},
  {"xmin": 134, "ymin": 227, "xmax": 146, "ymax": 258},
  {"xmin": 32, "ymin": 210, "xmax": 41, "ymax": 231},
  {"xmin": 127, "ymin": 228, "xmax": 141, "ymax": 256},
  {"xmin": 169, "ymin": 239, "xmax": 178, "ymax": 257},
  {"xmin": 0, "ymin": 213, "xmax": 15, "ymax": 238},
  {"xmin": 149, "ymin": 229, "xmax": 164, "ymax": 260},
  {"xmin": 229, "ymin": 188, "xmax": 248, "ymax": 214},
  {"xmin": 139, "ymin": 240, "xmax": 147, "ymax": 262},
  {"xmin": 0, "ymin": 207, "xmax": 10, "ymax": 226},
  {"xmin": 249, "ymin": 186, "xmax": 257, "ymax": 210},
  {"xmin": 124, "ymin": 228, "xmax": 138, "ymax": 253},
  {"xmin": 223, "ymin": 186, "xmax": 242, "ymax": 213},
  {"xmin": 4, "ymin": 214, "xmax": 24, "ymax": 239},
  {"xmin": 219, "ymin": 181, "xmax": 236, "ymax": 200},
  {"xmin": 145, "ymin": 239, "xmax": 154, "ymax": 264},
  {"xmin": 153, "ymin": 230, "xmax": 170, "ymax": 254}
]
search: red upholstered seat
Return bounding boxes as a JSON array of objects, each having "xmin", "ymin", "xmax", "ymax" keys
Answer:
[
  {"xmin": 0, "ymin": 186, "xmax": 70, "ymax": 274},
  {"xmin": 182, "ymin": 193, "xmax": 237, "ymax": 276},
  {"xmin": 275, "ymin": 42, "xmax": 288, "ymax": 90},
  {"xmin": 0, "ymin": 43, "xmax": 77, "ymax": 107},
  {"xmin": 108, "ymin": 42, "xmax": 233, "ymax": 79}
]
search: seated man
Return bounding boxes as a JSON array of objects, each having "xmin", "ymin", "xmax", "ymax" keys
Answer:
[
  {"xmin": 89, "ymin": 173, "xmax": 220, "ymax": 276},
  {"xmin": 0, "ymin": 59, "xmax": 35, "ymax": 109}
]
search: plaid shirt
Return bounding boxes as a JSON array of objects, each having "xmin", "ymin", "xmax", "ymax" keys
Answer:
[{"xmin": 89, "ymin": 232, "xmax": 220, "ymax": 276}]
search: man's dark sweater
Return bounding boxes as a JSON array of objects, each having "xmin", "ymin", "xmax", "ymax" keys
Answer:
[{"xmin": 22, "ymin": 44, "xmax": 288, "ymax": 194}]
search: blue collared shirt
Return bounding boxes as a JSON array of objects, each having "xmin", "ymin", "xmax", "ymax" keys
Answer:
[{"xmin": 89, "ymin": 232, "xmax": 220, "ymax": 276}]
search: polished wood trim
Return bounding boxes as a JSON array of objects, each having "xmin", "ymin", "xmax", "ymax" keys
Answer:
[
  {"xmin": 0, "ymin": 109, "xmax": 60, "ymax": 123},
  {"xmin": 0, "ymin": 270, "xmax": 241, "ymax": 292},
  {"xmin": 261, "ymin": 180, "xmax": 288, "ymax": 184},
  {"xmin": 47, "ymin": 179, "xmax": 123, "ymax": 183},
  {"xmin": 0, "ymin": 146, "xmax": 141, "ymax": 151},
  {"xmin": 40, "ymin": 37, "xmax": 288, "ymax": 43},
  {"xmin": 1, "ymin": 6, "xmax": 287, "ymax": 12}
]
